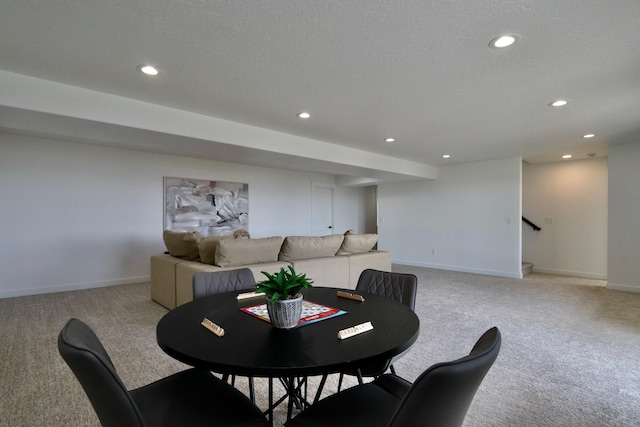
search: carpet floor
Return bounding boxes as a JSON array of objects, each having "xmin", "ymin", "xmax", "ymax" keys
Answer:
[{"xmin": 1, "ymin": 265, "xmax": 639, "ymax": 426}]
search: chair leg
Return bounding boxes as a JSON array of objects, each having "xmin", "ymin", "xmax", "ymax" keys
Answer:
[
  {"xmin": 268, "ymin": 377, "xmax": 273, "ymax": 424},
  {"xmin": 390, "ymin": 364, "xmax": 397, "ymax": 375},
  {"xmin": 248, "ymin": 377, "xmax": 255, "ymax": 403},
  {"xmin": 314, "ymin": 374, "xmax": 328, "ymax": 403},
  {"xmin": 338, "ymin": 368, "xmax": 365, "ymax": 392},
  {"xmin": 286, "ymin": 377, "xmax": 295, "ymax": 421}
]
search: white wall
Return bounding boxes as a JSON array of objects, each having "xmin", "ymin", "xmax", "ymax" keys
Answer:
[
  {"xmin": 0, "ymin": 134, "xmax": 371, "ymax": 297},
  {"xmin": 522, "ymin": 158, "xmax": 608, "ymax": 279},
  {"xmin": 334, "ymin": 186, "xmax": 377, "ymax": 234},
  {"xmin": 608, "ymin": 142, "xmax": 640, "ymax": 292},
  {"xmin": 377, "ymin": 157, "xmax": 522, "ymax": 278}
]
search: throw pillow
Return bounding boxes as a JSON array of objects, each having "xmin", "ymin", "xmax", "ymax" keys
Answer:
[
  {"xmin": 233, "ymin": 229, "xmax": 251, "ymax": 239},
  {"xmin": 163, "ymin": 230, "xmax": 203, "ymax": 260},
  {"xmin": 337, "ymin": 233, "xmax": 378, "ymax": 255},
  {"xmin": 196, "ymin": 235, "xmax": 234, "ymax": 265}
]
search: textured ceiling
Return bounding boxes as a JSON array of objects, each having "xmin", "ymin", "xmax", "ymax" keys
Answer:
[{"xmin": 1, "ymin": 0, "xmax": 640, "ymax": 177}]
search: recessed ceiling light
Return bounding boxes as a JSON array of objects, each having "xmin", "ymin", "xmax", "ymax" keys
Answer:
[
  {"xmin": 298, "ymin": 112, "xmax": 311, "ymax": 119},
  {"xmin": 385, "ymin": 138, "xmax": 395, "ymax": 143},
  {"xmin": 489, "ymin": 35, "xmax": 516, "ymax": 49},
  {"xmin": 549, "ymin": 100, "xmax": 568, "ymax": 107},
  {"xmin": 137, "ymin": 65, "xmax": 159, "ymax": 76},
  {"xmin": 583, "ymin": 134, "xmax": 595, "ymax": 139},
  {"xmin": 562, "ymin": 154, "xmax": 572, "ymax": 159},
  {"xmin": 442, "ymin": 154, "xmax": 451, "ymax": 159}
]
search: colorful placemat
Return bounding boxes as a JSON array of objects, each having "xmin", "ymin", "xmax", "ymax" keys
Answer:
[{"xmin": 241, "ymin": 300, "xmax": 346, "ymax": 327}]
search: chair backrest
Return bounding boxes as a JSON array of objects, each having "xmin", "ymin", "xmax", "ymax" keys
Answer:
[
  {"xmin": 356, "ymin": 269, "xmax": 418, "ymax": 311},
  {"xmin": 388, "ymin": 327, "xmax": 502, "ymax": 427},
  {"xmin": 192, "ymin": 268, "xmax": 256, "ymax": 299},
  {"xmin": 58, "ymin": 318, "xmax": 146, "ymax": 427}
]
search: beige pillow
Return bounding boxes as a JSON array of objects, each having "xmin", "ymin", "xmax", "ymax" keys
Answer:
[
  {"xmin": 215, "ymin": 236, "xmax": 283, "ymax": 267},
  {"xmin": 337, "ymin": 233, "xmax": 378, "ymax": 255},
  {"xmin": 278, "ymin": 235, "xmax": 344, "ymax": 261},
  {"xmin": 163, "ymin": 230, "xmax": 203, "ymax": 260},
  {"xmin": 196, "ymin": 235, "xmax": 233, "ymax": 264}
]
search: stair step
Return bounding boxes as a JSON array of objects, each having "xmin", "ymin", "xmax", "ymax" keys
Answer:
[{"xmin": 522, "ymin": 262, "xmax": 534, "ymax": 275}]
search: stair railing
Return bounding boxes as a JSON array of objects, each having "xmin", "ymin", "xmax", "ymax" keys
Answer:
[{"xmin": 522, "ymin": 216, "xmax": 541, "ymax": 231}]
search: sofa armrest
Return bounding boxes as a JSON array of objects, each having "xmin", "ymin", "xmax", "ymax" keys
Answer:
[
  {"xmin": 347, "ymin": 251, "xmax": 392, "ymax": 289},
  {"xmin": 151, "ymin": 254, "xmax": 186, "ymax": 310}
]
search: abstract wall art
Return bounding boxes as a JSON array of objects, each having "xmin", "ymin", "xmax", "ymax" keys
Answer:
[{"xmin": 164, "ymin": 177, "xmax": 248, "ymax": 236}]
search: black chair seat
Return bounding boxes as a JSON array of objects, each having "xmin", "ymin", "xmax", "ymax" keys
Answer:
[
  {"xmin": 130, "ymin": 369, "xmax": 269, "ymax": 427},
  {"xmin": 58, "ymin": 318, "xmax": 270, "ymax": 427},
  {"xmin": 298, "ymin": 375, "xmax": 413, "ymax": 427},
  {"xmin": 288, "ymin": 327, "xmax": 501, "ymax": 427}
]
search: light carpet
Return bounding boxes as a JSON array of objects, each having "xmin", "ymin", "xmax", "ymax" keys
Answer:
[{"xmin": 1, "ymin": 265, "xmax": 639, "ymax": 426}]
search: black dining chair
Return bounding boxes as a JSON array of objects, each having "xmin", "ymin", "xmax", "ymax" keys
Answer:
[
  {"xmin": 336, "ymin": 269, "xmax": 418, "ymax": 390},
  {"xmin": 192, "ymin": 268, "xmax": 257, "ymax": 299},
  {"xmin": 287, "ymin": 327, "xmax": 501, "ymax": 427},
  {"xmin": 192, "ymin": 269, "xmax": 258, "ymax": 401},
  {"xmin": 58, "ymin": 318, "xmax": 270, "ymax": 427}
]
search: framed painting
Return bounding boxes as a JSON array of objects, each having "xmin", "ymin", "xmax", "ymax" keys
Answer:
[{"xmin": 164, "ymin": 177, "xmax": 248, "ymax": 236}]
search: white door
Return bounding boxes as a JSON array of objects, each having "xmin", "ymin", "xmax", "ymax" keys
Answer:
[{"xmin": 312, "ymin": 184, "xmax": 334, "ymax": 236}]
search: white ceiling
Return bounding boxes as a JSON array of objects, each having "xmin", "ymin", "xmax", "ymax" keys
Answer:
[{"xmin": 2, "ymin": 1, "xmax": 640, "ymax": 181}]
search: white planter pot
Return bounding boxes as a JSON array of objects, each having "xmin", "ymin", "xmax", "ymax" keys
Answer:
[{"xmin": 266, "ymin": 295, "xmax": 303, "ymax": 329}]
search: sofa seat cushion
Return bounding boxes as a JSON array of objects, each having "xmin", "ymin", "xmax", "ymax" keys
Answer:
[
  {"xmin": 337, "ymin": 233, "xmax": 378, "ymax": 255},
  {"xmin": 163, "ymin": 230, "xmax": 203, "ymax": 261},
  {"xmin": 279, "ymin": 235, "xmax": 344, "ymax": 261},
  {"xmin": 215, "ymin": 236, "xmax": 283, "ymax": 267}
]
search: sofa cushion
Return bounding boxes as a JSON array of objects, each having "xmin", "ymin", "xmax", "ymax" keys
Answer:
[
  {"xmin": 279, "ymin": 235, "xmax": 344, "ymax": 261},
  {"xmin": 163, "ymin": 230, "xmax": 203, "ymax": 260},
  {"xmin": 196, "ymin": 235, "xmax": 234, "ymax": 264},
  {"xmin": 215, "ymin": 236, "xmax": 283, "ymax": 267},
  {"xmin": 337, "ymin": 233, "xmax": 378, "ymax": 255}
]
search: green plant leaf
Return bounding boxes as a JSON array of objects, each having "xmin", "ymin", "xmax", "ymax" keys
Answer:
[{"xmin": 255, "ymin": 266, "xmax": 314, "ymax": 302}]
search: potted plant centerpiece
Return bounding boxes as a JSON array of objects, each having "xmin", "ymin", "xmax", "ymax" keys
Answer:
[{"xmin": 255, "ymin": 266, "xmax": 313, "ymax": 329}]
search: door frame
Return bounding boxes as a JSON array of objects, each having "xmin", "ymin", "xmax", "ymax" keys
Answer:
[{"xmin": 311, "ymin": 181, "xmax": 335, "ymax": 236}]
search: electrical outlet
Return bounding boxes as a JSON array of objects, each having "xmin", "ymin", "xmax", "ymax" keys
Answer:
[{"xmin": 432, "ymin": 248, "xmax": 437, "ymax": 255}]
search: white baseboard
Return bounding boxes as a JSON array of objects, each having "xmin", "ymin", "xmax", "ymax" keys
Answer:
[
  {"xmin": 393, "ymin": 259, "xmax": 523, "ymax": 279},
  {"xmin": 532, "ymin": 267, "xmax": 607, "ymax": 280},
  {"xmin": 607, "ymin": 282, "xmax": 640, "ymax": 293},
  {"xmin": 0, "ymin": 276, "xmax": 151, "ymax": 299}
]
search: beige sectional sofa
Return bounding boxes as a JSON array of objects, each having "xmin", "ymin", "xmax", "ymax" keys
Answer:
[{"xmin": 151, "ymin": 231, "xmax": 392, "ymax": 310}]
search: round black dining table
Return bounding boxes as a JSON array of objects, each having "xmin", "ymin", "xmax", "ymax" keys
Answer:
[
  {"xmin": 156, "ymin": 287, "xmax": 420, "ymax": 421},
  {"xmin": 156, "ymin": 287, "xmax": 420, "ymax": 378}
]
